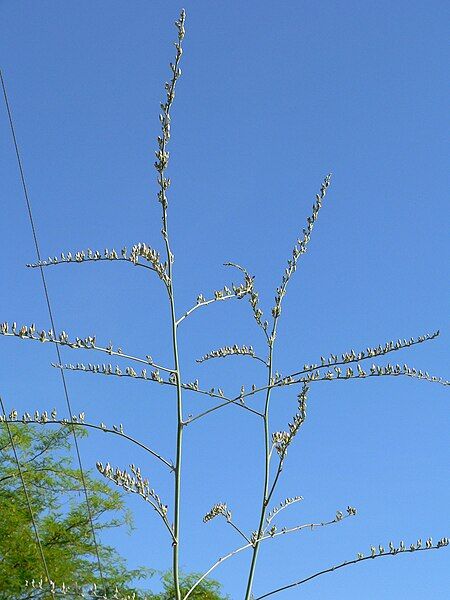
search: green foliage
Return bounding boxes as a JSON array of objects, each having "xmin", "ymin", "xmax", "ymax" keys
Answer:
[
  {"xmin": 0, "ymin": 424, "xmax": 151, "ymax": 599},
  {"xmin": 148, "ymin": 571, "xmax": 228, "ymax": 600}
]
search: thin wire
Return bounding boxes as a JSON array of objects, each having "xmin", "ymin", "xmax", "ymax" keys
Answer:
[
  {"xmin": 0, "ymin": 69, "xmax": 106, "ymax": 585},
  {"xmin": 0, "ymin": 396, "xmax": 54, "ymax": 590}
]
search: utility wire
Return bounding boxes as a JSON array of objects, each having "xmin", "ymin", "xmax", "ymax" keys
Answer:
[
  {"xmin": 0, "ymin": 69, "xmax": 106, "ymax": 586},
  {"xmin": 0, "ymin": 395, "xmax": 54, "ymax": 592}
]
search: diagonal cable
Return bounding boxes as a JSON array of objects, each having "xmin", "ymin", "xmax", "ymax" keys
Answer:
[
  {"xmin": 0, "ymin": 395, "xmax": 54, "ymax": 592},
  {"xmin": 1, "ymin": 69, "xmax": 106, "ymax": 585}
]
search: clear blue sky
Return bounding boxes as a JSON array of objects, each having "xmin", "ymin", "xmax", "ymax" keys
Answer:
[{"xmin": 0, "ymin": 1, "xmax": 448, "ymax": 598}]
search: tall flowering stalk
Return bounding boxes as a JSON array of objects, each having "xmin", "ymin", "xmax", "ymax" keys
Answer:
[
  {"xmin": 1, "ymin": 9, "xmax": 448, "ymax": 600},
  {"xmin": 153, "ymin": 10, "xmax": 186, "ymax": 599},
  {"xmin": 244, "ymin": 174, "xmax": 332, "ymax": 599}
]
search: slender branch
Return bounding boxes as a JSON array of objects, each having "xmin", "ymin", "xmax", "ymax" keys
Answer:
[
  {"xmin": 223, "ymin": 262, "xmax": 269, "ymax": 338},
  {"xmin": 254, "ymin": 539, "xmax": 449, "ymax": 599},
  {"xmin": 96, "ymin": 462, "xmax": 175, "ymax": 541},
  {"xmin": 186, "ymin": 510, "xmax": 354, "ymax": 599},
  {"xmin": 196, "ymin": 343, "xmax": 268, "ymax": 366},
  {"xmin": 266, "ymin": 384, "xmax": 307, "ymax": 510},
  {"xmin": 176, "ymin": 293, "xmax": 238, "ymax": 326},
  {"xmin": 58, "ymin": 356, "xmax": 446, "ymax": 429},
  {"xmin": 260, "ymin": 512, "xmax": 354, "ymax": 543},
  {"xmin": 185, "ymin": 400, "xmax": 264, "ymax": 424},
  {"xmin": 238, "ymin": 362, "xmax": 449, "ymax": 406},
  {"xmin": 25, "ymin": 243, "xmax": 171, "ymax": 287},
  {"xmin": 176, "ymin": 264, "xmax": 255, "ymax": 327},
  {"xmin": 180, "ymin": 339, "xmax": 448, "ymax": 430},
  {"xmin": 0, "ymin": 323, "xmax": 174, "ymax": 373},
  {"xmin": 27, "ymin": 254, "xmax": 157, "ymax": 272},
  {"xmin": 266, "ymin": 459, "xmax": 285, "ymax": 507},
  {"xmin": 183, "ymin": 542, "xmax": 252, "ymax": 600},
  {"xmin": 0, "ymin": 416, "xmax": 174, "ymax": 471},
  {"xmin": 296, "ymin": 366, "xmax": 448, "ymax": 387},
  {"xmin": 203, "ymin": 503, "xmax": 253, "ymax": 546},
  {"xmin": 51, "ymin": 361, "xmax": 262, "ymax": 417},
  {"xmin": 270, "ymin": 174, "xmax": 332, "ymax": 323},
  {"xmin": 227, "ymin": 520, "xmax": 253, "ymax": 544},
  {"xmin": 263, "ymin": 497, "xmax": 303, "ymax": 532},
  {"xmin": 185, "ymin": 351, "xmax": 448, "ymax": 425},
  {"xmin": 288, "ymin": 330, "xmax": 440, "ymax": 380}
]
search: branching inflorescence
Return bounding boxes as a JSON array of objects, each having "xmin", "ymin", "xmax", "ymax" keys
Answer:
[{"xmin": 0, "ymin": 9, "xmax": 448, "ymax": 600}]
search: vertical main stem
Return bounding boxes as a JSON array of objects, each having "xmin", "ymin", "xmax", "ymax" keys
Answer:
[
  {"xmin": 170, "ymin": 294, "xmax": 183, "ymax": 600},
  {"xmin": 244, "ymin": 343, "xmax": 275, "ymax": 600},
  {"xmin": 163, "ymin": 216, "xmax": 183, "ymax": 600},
  {"xmin": 156, "ymin": 15, "xmax": 185, "ymax": 597}
]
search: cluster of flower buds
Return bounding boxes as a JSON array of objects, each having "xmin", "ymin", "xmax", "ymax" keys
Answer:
[
  {"xmin": 53, "ymin": 362, "xmax": 167, "ymax": 384},
  {"xmin": 203, "ymin": 502, "xmax": 232, "ymax": 523},
  {"xmin": 193, "ymin": 285, "xmax": 237, "ymax": 309},
  {"xmin": 354, "ymin": 536, "xmax": 448, "ymax": 560},
  {"xmin": 221, "ymin": 261, "xmax": 269, "ymax": 331},
  {"xmin": 187, "ymin": 270, "xmax": 254, "ymax": 325},
  {"xmin": 26, "ymin": 244, "xmax": 166, "ymax": 272},
  {"xmin": 0, "ymin": 323, "xmax": 161, "ymax": 370},
  {"xmin": 248, "ymin": 286, "xmax": 265, "ymax": 329},
  {"xmin": 271, "ymin": 431, "xmax": 290, "ymax": 455},
  {"xmin": 155, "ymin": 10, "xmax": 185, "ymax": 210},
  {"xmin": 197, "ymin": 344, "xmax": 256, "ymax": 363},
  {"xmin": 90, "ymin": 585, "xmax": 137, "ymax": 600},
  {"xmin": 27, "ymin": 246, "xmax": 129, "ymax": 269},
  {"xmin": 98, "ymin": 421, "xmax": 124, "ymax": 434},
  {"xmin": 26, "ymin": 242, "xmax": 170, "ymax": 284},
  {"xmin": 0, "ymin": 321, "xmax": 105, "ymax": 352},
  {"xmin": 24, "ymin": 578, "xmax": 137, "ymax": 599},
  {"xmin": 266, "ymin": 496, "xmax": 303, "ymax": 525},
  {"xmin": 183, "ymin": 379, "xmax": 200, "ymax": 391},
  {"xmin": 301, "ymin": 331, "xmax": 440, "ymax": 373},
  {"xmin": 183, "ymin": 384, "xmax": 225, "ymax": 398},
  {"xmin": 272, "ymin": 384, "xmax": 308, "ymax": 457},
  {"xmin": 96, "ymin": 462, "xmax": 168, "ymax": 517},
  {"xmin": 336, "ymin": 506, "xmax": 357, "ymax": 521},
  {"xmin": 299, "ymin": 362, "xmax": 448, "ymax": 386},
  {"xmin": 268, "ymin": 375, "xmax": 295, "ymax": 388},
  {"xmin": 436, "ymin": 537, "xmax": 449, "ymax": 548},
  {"xmin": 129, "ymin": 243, "xmax": 169, "ymax": 283},
  {"xmin": 223, "ymin": 262, "xmax": 256, "ymax": 300},
  {"xmin": 0, "ymin": 408, "xmax": 86, "ymax": 425},
  {"xmin": 272, "ymin": 174, "xmax": 332, "ymax": 319},
  {"xmin": 268, "ymin": 371, "xmax": 284, "ymax": 385},
  {"xmin": 226, "ymin": 280, "xmax": 253, "ymax": 301},
  {"xmin": 54, "ymin": 361, "xmax": 237, "ymax": 399},
  {"xmin": 212, "ymin": 286, "xmax": 235, "ymax": 301},
  {"xmin": 25, "ymin": 579, "xmax": 57, "ymax": 594}
]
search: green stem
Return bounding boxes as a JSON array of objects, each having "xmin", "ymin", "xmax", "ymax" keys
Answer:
[
  {"xmin": 163, "ymin": 226, "xmax": 183, "ymax": 600},
  {"xmin": 171, "ymin": 297, "xmax": 183, "ymax": 600},
  {"xmin": 162, "ymin": 214, "xmax": 183, "ymax": 600},
  {"xmin": 156, "ymin": 14, "xmax": 185, "ymax": 596},
  {"xmin": 244, "ymin": 342, "xmax": 274, "ymax": 599}
]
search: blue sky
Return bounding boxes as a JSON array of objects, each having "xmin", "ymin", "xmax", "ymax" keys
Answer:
[{"xmin": 0, "ymin": 1, "xmax": 448, "ymax": 598}]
